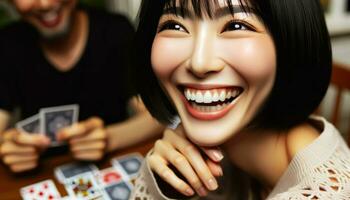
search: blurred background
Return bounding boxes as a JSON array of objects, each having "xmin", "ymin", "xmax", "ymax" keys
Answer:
[{"xmin": 0, "ymin": 0, "xmax": 349, "ymax": 135}]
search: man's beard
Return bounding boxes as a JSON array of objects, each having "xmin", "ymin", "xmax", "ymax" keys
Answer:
[{"xmin": 38, "ymin": 16, "xmax": 72, "ymax": 41}]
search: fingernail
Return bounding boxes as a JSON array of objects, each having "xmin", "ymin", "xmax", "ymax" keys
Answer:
[
  {"xmin": 197, "ymin": 187, "xmax": 207, "ymax": 197},
  {"xmin": 185, "ymin": 188, "xmax": 194, "ymax": 196},
  {"xmin": 207, "ymin": 178, "xmax": 218, "ymax": 190},
  {"xmin": 212, "ymin": 150, "xmax": 224, "ymax": 161}
]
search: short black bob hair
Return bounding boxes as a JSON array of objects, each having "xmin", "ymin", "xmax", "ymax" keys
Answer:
[{"xmin": 131, "ymin": 0, "xmax": 332, "ymax": 131}]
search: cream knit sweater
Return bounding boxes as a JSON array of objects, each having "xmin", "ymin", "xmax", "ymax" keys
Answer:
[{"xmin": 130, "ymin": 117, "xmax": 350, "ymax": 199}]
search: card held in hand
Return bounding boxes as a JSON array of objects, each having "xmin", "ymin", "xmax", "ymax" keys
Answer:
[
  {"xmin": 40, "ymin": 104, "xmax": 79, "ymax": 146},
  {"xmin": 16, "ymin": 114, "xmax": 41, "ymax": 134}
]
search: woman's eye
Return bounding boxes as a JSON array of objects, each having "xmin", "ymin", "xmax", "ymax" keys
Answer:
[
  {"xmin": 158, "ymin": 20, "xmax": 188, "ymax": 33},
  {"xmin": 221, "ymin": 21, "xmax": 254, "ymax": 33}
]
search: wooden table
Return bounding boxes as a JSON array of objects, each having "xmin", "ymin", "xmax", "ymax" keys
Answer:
[{"xmin": 0, "ymin": 138, "xmax": 156, "ymax": 200}]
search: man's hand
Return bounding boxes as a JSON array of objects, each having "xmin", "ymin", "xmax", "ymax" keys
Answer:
[
  {"xmin": 0, "ymin": 129, "xmax": 50, "ymax": 173},
  {"xmin": 57, "ymin": 117, "xmax": 107, "ymax": 161}
]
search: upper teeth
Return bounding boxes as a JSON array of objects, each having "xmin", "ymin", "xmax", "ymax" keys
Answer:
[
  {"xmin": 184, "ymin": 88, "xmax": 240, "ymax": 104},
  {"xmin": 42, "ymin": 10, "xmax": 59, "ymax": 22}
]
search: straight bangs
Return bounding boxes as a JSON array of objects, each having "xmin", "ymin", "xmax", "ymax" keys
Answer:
[{"xmin": 163, "ymin": 0, "xmax": 257, "ymax": 19}]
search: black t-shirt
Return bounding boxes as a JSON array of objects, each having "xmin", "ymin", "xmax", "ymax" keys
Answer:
[{"xmin": 0, "ymin": 8, "xmax": 135, "ymax": 125}]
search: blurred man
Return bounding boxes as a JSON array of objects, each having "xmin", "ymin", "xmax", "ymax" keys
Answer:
[{"xmin": 0, "ymin": 0, "xmax": 163, "ymax": 173}]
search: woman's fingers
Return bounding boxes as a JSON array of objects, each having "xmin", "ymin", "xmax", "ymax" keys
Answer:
[
  {"xmin": 206, "ymin": 159, "xmax": 223, "ymax": 177},
  {"xmin": 148, "ymin": 153, "xmax": 195, "ymax": 197},
  {"xmin": 173, "ymin": 127, "xmax": 224, "ymax": 162},
  {"xmin": 201, "ymin": 147, "xmax": 224, "ymax": 162},
  {"xmin": 163, "ymin": 129, "xmax": 219, "ymax": 191},
  {"xmin": 154, "ymin": 139, "xmax": 208, "ymax": 196}
]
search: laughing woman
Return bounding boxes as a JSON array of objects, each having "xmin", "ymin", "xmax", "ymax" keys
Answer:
[{"xmin": 130, "ymin": 0, "xmax": 350, "ymax": 199}]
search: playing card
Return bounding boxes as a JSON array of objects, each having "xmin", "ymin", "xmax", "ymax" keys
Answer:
[
  {"xmin": 55, "ymin": 162, "xmax": 98, "ymax": 184},
  {"xmin": 95, "ymin": 167, "xmax": 125, "ymax": 187},
  {"xmin": 111, "ymin": 153, "xmax": 143, "ymax": 179},
  {"xmin": 64, "ymin": 172, "xmax": 102, "ymax": 200},
  {"xmin": 101, "ymin": 181, "xmax": 133, "ymax": 200},
  {"xmin": 20, "ymin": 179, "xmax": 61, "ymax": 200},
  {"xmin": 16, "ymin": 114, "xmax": 41, "ymax": 134},
  {"xmin": 40, "ymin": 104, "xmax": 79, "ymax": 146},
  {"xmin": 60, "ymin": 196, "xmax": 74, "ymax": 200}
]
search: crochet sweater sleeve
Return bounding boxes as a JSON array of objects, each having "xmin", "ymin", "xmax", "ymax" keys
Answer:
[
  {"xmin": 267, "ymin": 118, "xmax": 350, "ymax": 199},
  {"xmin": 130, "ymin": 150, "xmax": 184, "ymax": 200}
]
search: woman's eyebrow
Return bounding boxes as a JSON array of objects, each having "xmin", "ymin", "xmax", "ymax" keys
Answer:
[
  {"xmin": 162, "ymin": 5, "xmax": 254, "ymax": 19},
  {"xmin": 215, "ymin": 6, "xmax": 255, "ymax": 18}
]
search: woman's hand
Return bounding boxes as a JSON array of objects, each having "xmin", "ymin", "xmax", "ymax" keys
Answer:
[
  {"xmin": 0, "ymin": 129, "xmax": 50, "ymax": 172},
  {"xmin": 57, "ymin": 117, "xmax": 107, "ymax": 161},
  {"xmin": 148, "ymin": 125, "xmax": 224, "ymax": 197}
]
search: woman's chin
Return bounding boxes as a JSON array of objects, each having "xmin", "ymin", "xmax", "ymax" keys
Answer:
[{"xmin": 185, "ymin": 130, "xmax": 230, "ymax": 147}]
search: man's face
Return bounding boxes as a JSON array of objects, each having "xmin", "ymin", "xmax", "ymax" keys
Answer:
[{"xmin": 11, "ymin": 0, "xmax": 77, "ymax": 40}]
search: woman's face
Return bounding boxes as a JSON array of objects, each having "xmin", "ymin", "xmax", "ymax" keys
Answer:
[{"xmin": 151, "ymin": 0, "xmax": 276, "ymax": 146}]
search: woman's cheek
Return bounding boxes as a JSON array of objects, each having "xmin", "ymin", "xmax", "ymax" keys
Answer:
[
  {"xmin": 219, "ymin": 37, "xmax": 276, "ymax": 82},
  {"xmin": 151, "ymin": 37, "xmax": 191, "ymax": 78}
]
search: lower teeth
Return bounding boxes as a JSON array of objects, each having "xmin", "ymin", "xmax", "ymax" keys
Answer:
[{"xmin": 191, "ymin": 102, "xmax": 228, "ymax": 112}]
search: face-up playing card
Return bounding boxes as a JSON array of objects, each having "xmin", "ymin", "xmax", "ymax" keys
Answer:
[
  {"xmin": 95, "ymin": 167, "xmax": 124, "ymax": 187},
  {"xmin": 20, "ymin": 179, "xmax": 61, "ymax": 200},
  {"xmin": 16, "ymin": 114, "xmax": 41, "ymax": 134},
  {"xmin": 60, "ymin": 196, "xmax": 74, "ymax": 200},
  {"xmin": 40, "ymin": 104, "xmax": 79, "ymax": 146},
  {"xmin": 102, "ymin": 181, "xmax": 133, "ymax": 200},
  {"xmin": 64, "ymin": 172, "xmax": 102, "ymax": 200},
  {"xmin": 55, "ymin": 162, "xmax": 98, "ymax": 184},
  {"xmin": 112, "ymin": 153, "xmax": 143, "ymax": 179}
]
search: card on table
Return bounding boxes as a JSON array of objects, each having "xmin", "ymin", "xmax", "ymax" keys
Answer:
[
  {"xmin": 55, "ymin": 162, "xmax": 98, "ymax": 184},
  {"xmin": 60, "ymin": 196, "xmax": 74, "ymax": 200},
  {"xmin": 20, "ymin": 179, "xmax": 61, "ymax": 200},
  {"xmin": 111, "ymin": 153, "xmax": 143, "ymax": 179},
  {"xmin": 16, "ymin": 114, "xmax": 41, "ymax": 134},
  {"xmin": 94, "ymin": 167, "xmax": 125, "ymax": 187},
  {"xmin": 64, "ymin": 172, "xmax": 102, "ymax": 200},
  {"xmin": 40, "ymin": 104, "xmax": 79, "ymax": 146},
  {"xmin": 101, "ymin": 181, "xmax": 133, "ymax": 200}
]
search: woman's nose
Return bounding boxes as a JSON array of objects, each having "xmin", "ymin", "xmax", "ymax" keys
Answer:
[{"xmin": 188, "ymin": 25, "xmax": 224, "ymax": 78}]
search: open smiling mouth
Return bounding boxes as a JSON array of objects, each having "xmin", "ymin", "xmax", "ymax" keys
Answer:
[
  {"xmin": 180, "ymin": 86, "xmax": 244, "ymax": 120},
  {"xmin": 36, "ymin": 6, "xmax": 63, "ymax": 28}
]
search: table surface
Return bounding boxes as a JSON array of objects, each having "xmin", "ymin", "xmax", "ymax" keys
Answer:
[{"xmin": 0, "ymin": 138, "xmax": 156, "ymax": 200}]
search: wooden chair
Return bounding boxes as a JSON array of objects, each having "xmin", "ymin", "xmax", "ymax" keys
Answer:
[{"xmin": 329, "ymin": 63, "xmax": 350, "ymax": 145}]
